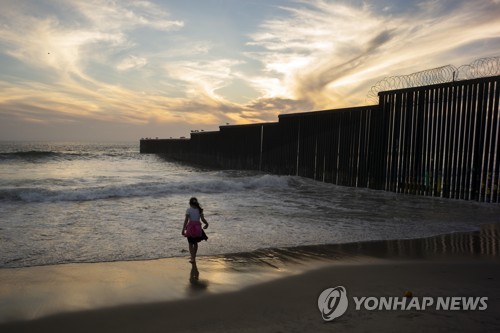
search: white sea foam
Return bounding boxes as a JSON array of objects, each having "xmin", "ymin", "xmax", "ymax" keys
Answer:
[
  {"xmin": 0, "ymin": 174, "xmax": 292, "ymax": 203},
  {"xmin": 1, "ymin": 142, "xmax": 499, "ymax": 269}
]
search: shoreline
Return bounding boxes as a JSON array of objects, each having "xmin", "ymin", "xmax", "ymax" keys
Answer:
[
  {"xmin": 1, "ymin": 224, "xmax": 499, "ymax": 331},
  {"xmin": 1, "ymin": 222, "xmax": 498, "ymax": 271},
  {"xmin": 2, "ymin": 259, "xmax": 499, "ymax": 332}
]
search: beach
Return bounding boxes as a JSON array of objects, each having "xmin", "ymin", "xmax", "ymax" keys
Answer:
[
  {"xmin": 2, "ymin": 142, "xmax": 500, "ymax": 332},
  {"xmin": 1, "ymin": 227, "xmax": 499, "ymax": 332}
]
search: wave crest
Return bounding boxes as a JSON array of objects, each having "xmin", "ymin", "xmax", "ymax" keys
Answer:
[
  {"xmin": 0, "ymin": 174, "xmax": 292, "ymax": 203},
  {"xmin": 0, "ymin": 151, "xmax": 86, "ymax": 162}
]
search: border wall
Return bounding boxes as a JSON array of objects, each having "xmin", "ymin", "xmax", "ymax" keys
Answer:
[{"xmin": 140, "ymin": 75, "xmax": 500, "ymax": 203}]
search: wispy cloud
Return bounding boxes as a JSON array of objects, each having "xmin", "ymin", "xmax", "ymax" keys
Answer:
[
  {"xmin": 246, "ymin": 0, "xmax": 500, "ymax": 108},
  {"xmin": 0, "ymin": 0, "xmax": 182, "ymax": 76},
  {"xmin": 0, "ymin": 0, "xmax": 191, "ymax": 134},
  {"xmin": 0, "ymin": 0, "xmax": 499, "ymax": 140},
  {"xmin": 70, "ymin": 0, "xmax": 184, "ymax": 31},
  {"xmin": 117, "ymin": 55, "xmax": 148, "ymax": 71},
  {"xmin": 164, "ymin": 59, "xmax": 243, "ymax": 98}
]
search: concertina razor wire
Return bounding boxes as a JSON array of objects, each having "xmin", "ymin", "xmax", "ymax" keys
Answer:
[{"xmin": 367, "ymin": 56, "xmax": 500, "ymax": 103}]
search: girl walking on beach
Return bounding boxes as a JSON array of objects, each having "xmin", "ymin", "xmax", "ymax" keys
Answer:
[{"xmin": 182, "ymin": 197, "xmax": 209, "ymax": 263}]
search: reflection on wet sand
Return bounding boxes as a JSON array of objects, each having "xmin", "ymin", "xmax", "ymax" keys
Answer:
[
  {"xmin": 0, "ymin": 225, "xmax": 497, "ymax": 323},
  {"xmin": 221, "ymin": 223, "xmax": 500, "ymax": 268},
  {"xmin": 188, "ymin": 262, "xmax": 208, "ymax": 294}
]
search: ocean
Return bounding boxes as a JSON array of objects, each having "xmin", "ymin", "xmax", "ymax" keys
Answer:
[{"xmin": 1, "ymin": 141, "xmax": 499, "ymax": 269}]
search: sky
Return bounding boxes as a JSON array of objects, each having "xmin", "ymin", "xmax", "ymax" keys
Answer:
[{"xmin": 0, "ymin": 0, "xmax": 499, "ymax": 141}]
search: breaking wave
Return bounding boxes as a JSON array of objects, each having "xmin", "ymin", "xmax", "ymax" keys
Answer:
[{"xmin": 0, "ymin": 174, "xmax": 292, "ymax": 203}]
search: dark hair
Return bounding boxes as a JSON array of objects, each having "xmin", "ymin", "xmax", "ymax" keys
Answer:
[{"xmin": 189, "ymin": 197, "xmax": 203, "ymax": 214}]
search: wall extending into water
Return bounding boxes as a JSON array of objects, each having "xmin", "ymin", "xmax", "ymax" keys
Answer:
[{"xmin": 141, "ymin": 75, "xmax": 500, "ymax": 203}]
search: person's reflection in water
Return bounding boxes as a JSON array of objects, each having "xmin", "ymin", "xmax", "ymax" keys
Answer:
[
  {"xmin": 189, "ymin": 262, "xmax": 208, "ymax": 293},
  {"xmin": 190, "ymin": 262, "xmax": 200, "ymax": 282}
]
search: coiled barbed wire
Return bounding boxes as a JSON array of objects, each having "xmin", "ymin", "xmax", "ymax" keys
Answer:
[
  {"xmin": 456, "ymin": 56, "xmax": 500, "ymax": 80},
  {"xmin": 367, "ymin": 55, "xmax": 500, "ymax": 103}
]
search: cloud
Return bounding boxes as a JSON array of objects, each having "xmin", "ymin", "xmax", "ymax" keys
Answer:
[
  {"xmin": 245, "ymin": 97, "xmax": 313, "ymax": 119},
  {"xmin": 117, "ymin": 55, "xmax": 148, "ymax": 71},
  {"xmin": 0, "ymin": 1, "xmax": 251, "ymax": 128},
  {"xmin": 0, "ymin": 0, "xmax": 183, "ymax": 77},
  {"xmin": 246, "ymin": 0, "xmax": 500, "ymax": 108},
  {"xmin": 0, "ymin": 0, "xmax": 499, "ymax": 141},
  {"xmin": 0, "ymin": 0, "xmax": 206, "ymax": 136},
  {"xmin": 366, "ymin": 30, "xmax": 396, "ymax": 52},
  {"xmin": 245, "ymin": 0, "xmax": 394, "ymax": 106},
  {"xmin": 164, "ymin": 59, "xmax": 244, "ymax": 99},
  {"xmin": 68, "ymin": 0, "xmax": 184, "ymax": 32}
]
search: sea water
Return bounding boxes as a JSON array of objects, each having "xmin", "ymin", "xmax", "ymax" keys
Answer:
[{"xmin": 1, "ymin": 141, "xmax": 499, "ymax": 268}]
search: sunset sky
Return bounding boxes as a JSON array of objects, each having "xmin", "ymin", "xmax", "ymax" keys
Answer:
[{"xmin": 0, "ymin": 0, "xmax": 499, "ymax": 141}]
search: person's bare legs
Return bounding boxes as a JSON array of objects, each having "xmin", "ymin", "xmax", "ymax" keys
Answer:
[{"xmin": 189, "ymin": 242, "xmax": 198, "ymax": 262}]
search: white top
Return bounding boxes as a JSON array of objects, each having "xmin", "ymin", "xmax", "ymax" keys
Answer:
[{"xmin": 186, "ymin": 207, "xmax": 201, "ymax": 221}]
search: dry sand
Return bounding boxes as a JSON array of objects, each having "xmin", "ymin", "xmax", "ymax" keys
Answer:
[{"xmin": 1, "ymin": 226, "xmax": 499, "ymax": 332}]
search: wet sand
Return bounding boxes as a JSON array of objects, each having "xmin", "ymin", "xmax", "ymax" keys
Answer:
[{"xmin": 1, "ymin": 224, "xmax": 499, "ymax": 332}]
